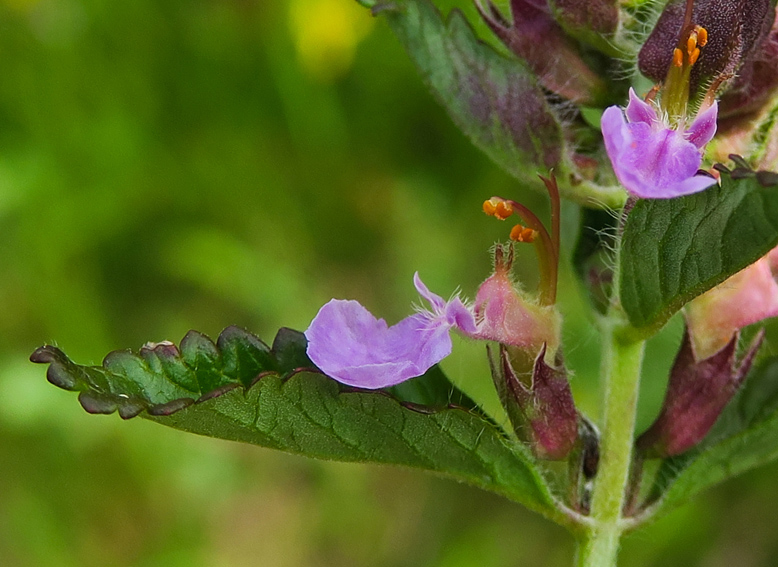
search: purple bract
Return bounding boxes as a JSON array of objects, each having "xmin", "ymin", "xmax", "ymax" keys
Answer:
[{"xmin": 601, "ymin": 88, "xmax": 718, "ymax": 198}]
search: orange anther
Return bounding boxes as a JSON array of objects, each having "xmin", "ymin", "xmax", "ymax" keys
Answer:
[
  {"xmin": 483, "ymin": 198, "xmax": 513, "ymax": 220},
  {"xmin": 673, "ymin": 48, "xmax": 684, "ymax": 67},
  {"xmin": 687, "ymin": 34, "xmax": 697, "ymax": 57},
  {"xmin": 510, "ymin": 224, "xmax": 537, "ymax": 243},
  {"xmin": 495, "ymin": 201, "xmax": 513, "ymax": 220},
  {"xmin": 689, "ymin": 47, "xmax": 701, "ymax": 66},
  {"xmin": 696, "ymin": 26, "xmax": 708, "ymax": 47}
]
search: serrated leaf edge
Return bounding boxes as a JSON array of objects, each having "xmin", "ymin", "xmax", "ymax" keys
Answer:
[{"xmin": 30, "ymin": 328, "xmax": 495, "ymax": 422}]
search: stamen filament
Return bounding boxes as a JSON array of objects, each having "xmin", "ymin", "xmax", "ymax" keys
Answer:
[
  {"xmin": 660, "ymin": 0, "xmax": 708, "ymax": 123},
  {"xmin": 539, "ymin": 174, "xmax": 561, "ymax": 264},
  {"xmin": 503, "ymin": 199, "xmax": 558, "ymax": 305},
  {"xmin": 682, "ymin": 0, "xmax": 694, "ymax": 35},
  {"xmin": 483, "ymin": 187, "xmax": 561, "ymax": 305}
]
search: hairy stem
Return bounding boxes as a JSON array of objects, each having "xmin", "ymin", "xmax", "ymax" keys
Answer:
[{"xmin": 575, "ymin": 320, "xmax": 646, "ymax": 567}]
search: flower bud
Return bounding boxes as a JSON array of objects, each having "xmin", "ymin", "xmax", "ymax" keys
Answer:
[
  {"xmin": 547, "ymin": 0, "xmax": 619, "ymax": 41},
  {"xmin": 718, "ymin": 12, "xmax": 778, "ymax": 118},
  {"xmin": 637, "ymin": 328, "xmax": 763, "ymax": 458},
  {"xmin": 488, "ymin": 343, "xmax": 578, "ymax": 460},
  {"xmin": 638, "ymin": 0, "xmax": 774, "ymax": 103},
  {"xmin": 475, "ymin": 0, "xmax": 606, "ymax": 104}
]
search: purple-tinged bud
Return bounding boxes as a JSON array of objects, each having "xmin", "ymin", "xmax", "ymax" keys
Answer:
[
  {"xmin": 548, "ymin": 0, "xmax": 619, "ymax": 41},
  {"xmin": 719, "ymin": 11, "xmax": 778, "ymax": 118},
  {"xmin": 489, "ymin": 343, "xmax": 578, "ymax": 460},
  {"xmin": 638, "ymin": 0, "xmax": 774, "ymax": 101},
  {"xmin": 475, "ymin": 0, "xmax": 606, "ymax": 104},
  {"xmin": 637, "ymin": 328, "xmax": 764, "ymax": 458}
]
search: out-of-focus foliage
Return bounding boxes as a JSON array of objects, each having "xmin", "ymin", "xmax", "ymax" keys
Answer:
[{"xmin": 4, "ymin": 0, "xmax": 778, "ymax": 565}]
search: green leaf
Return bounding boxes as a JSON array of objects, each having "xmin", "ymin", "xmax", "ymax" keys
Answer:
[
  {"xmin": 640, "ymin": 355, "xmax": 778, "ymax": 524},
  {"xmin": 31, "ymin": 326, "xmax": 575, "ymax": 527},
  {"xmin": 388, "ymin": 364, "xmax": 479, "ymax": 410},
  {"xmin": 620, "ymin": 165, "xmax": 778, "ymax": 334},
  {"xmin": 369, "ymin": 0, "xmax": 624, "ymax": 207}
]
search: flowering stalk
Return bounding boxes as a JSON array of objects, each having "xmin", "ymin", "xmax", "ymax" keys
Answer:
[
  {"xmin": 576, "ymin": 234, "xmax": 647, "ymax": 566},
  {"xmin": 577, "ymin": 330, "xmax": 645, "ymax": 567}
]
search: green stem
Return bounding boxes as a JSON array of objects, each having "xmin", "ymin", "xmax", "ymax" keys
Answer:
[{"xmin": 575, "ymin": 321, "xmax": 646, "ymax": 567}]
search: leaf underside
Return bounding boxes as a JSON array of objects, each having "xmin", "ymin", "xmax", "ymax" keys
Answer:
[
  {"xmin": 31, "ymin": 326, "xmax": 565, "ymax": 523},
  {"xmin": 620, "ymin": 164, "xmax": 778, "ymax": 334}
]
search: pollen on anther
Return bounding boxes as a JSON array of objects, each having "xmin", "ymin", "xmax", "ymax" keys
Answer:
[
  {"xmin": 673, "ymin": 48, "xmax": 683, "ymax": 67},
  {"xmin": 495, "ymin": 201, "xmax": 513, "ymax": 220},
  {"xmin": 689, "ymin": 47, "xmax": 701, "ymax": 66},
  {"xmin": 686, "ymin": 35, "xmax": 697, "ymax": 57},
  {"xmin": 510, "ymin": 224, "xmax": 537, "ymax": 243},
  {"xmin": 484, "ymin": 198, "xmax": 514, "ymax": 220},
  {"xmin": 696, "ymin": 26, "xmax": 708, "ymax": 47}
]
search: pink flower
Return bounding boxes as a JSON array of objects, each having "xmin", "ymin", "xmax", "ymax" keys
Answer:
[
  {"xmin": 471, "ymin": 254, "xmax": 560, "ymax": 352},
  {"xmin": 686, "ymin": 247, "xmax": 778, "ymax": 359},
  {"xmin": 305, "ymin": 263, "xmax": 559, "ymax": 389}
]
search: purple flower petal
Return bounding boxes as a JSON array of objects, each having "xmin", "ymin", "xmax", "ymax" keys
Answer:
[
  {"xmin": 654, "ymin": 174, "xmax": 717, "ymax": 199},
  {"xmin": 602, "ymin": 94, "xmax": 719, "ymax": 199},
  {"xmin": 445, "ymin": 297, "xmax": 479, "ymax": 334},
  {"xmin": 413, "ymin": 271, "xmax": 478, "ymax": 333},
  {"xmin": 686, "ymin": 102, "xmax": 719, "ymax": 149},
  {"xmin": 305, "ymin": 300, "xmax": 454, "ymax": 389},
  {"xmin": 305, "ymin": 275, "xmax": 477, "ymax": 389},
  {"xmin": 600, "ymin": 105, "xmax": 627, "ymax": 163},
  {"xmin": 625, "ymin": 88, "xmax": 658, "ymax": 125},
  {"xmin": 413, "ymin": 272, "xmax": 446, "ymax": 312}
]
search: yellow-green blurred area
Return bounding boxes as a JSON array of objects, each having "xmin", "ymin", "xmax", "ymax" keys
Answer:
[{"xmin": 3, "ymin": 0, "xmax": 778, "ymax": 565}]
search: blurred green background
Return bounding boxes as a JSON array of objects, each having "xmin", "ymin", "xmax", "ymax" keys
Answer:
[{"xmin": 3, "ymin": 0, "xmax": 778, "ymax": 565}]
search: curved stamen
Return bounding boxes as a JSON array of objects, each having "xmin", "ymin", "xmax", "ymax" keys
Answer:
[{"xmin": 484, "ymin": 196, "xmax": 558, "ymax": 305}]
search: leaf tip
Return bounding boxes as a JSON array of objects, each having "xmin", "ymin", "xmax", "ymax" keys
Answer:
[
  {"xmin": 31, "ymin": 346, "xmax": 80, "ymax": 390},
  {"xmin": 30, "ymin": 345, "xmax": 64, "ymax": 365}
]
